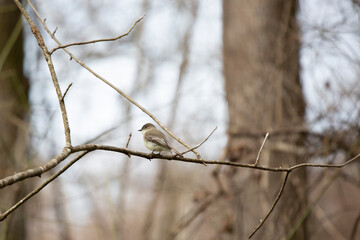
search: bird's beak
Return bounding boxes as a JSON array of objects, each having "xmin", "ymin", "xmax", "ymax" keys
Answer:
[{"xmin": 138, "ymin": 129, "xmax": 142, "ymax": 132}]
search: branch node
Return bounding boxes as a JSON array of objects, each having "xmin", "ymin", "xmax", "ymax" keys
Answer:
[
  {"xmin": 52, "ymin": 26, "xmax": 58, "ymax": 35},
  {"xmin": 61, "ymin": 82, "xmax": 73, "ymax": 101}
]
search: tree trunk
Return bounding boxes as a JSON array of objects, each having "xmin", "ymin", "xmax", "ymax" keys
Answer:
[
  {"xmin": 223, "ymin": 0, "xmax": 307, "ymax": 239},
  {"xmin": 0, "ymin": 0, "xmax": 29, "ymax": 239}
]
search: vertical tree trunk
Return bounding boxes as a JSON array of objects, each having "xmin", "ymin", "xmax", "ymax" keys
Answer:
[
  {"xmin": 0, "ymin": 0, "xmax": 29, "ymax": 239},
  {"xmin": 223, "ymin": 0, "xmax": 307, "ymax": 239}
]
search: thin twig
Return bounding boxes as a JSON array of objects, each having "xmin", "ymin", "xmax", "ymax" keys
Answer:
[
  {"xmin": 125, "ymin": 133, "xmax": 132, "ymax": 157},
  {"xmin": 125, "ymin": 133, "xmax": 132, "ymax": 148},
  {"xmin": 181, "ymin": 126, "xmax": 217, "ymax": 155},
  {"xmin": 60, "ymin": 82, "xmax": 72, "ymax": 101},
  {"xmin": 178, "ymin": 126, "xmax": 217, "ymax": 165},
  {"xmin": 52, "ymin": 26, "xmax": 58, "ymax": 35},
  {"xmin": 248, "ymin": 172, "xmax": 290, "ymax": 239},
  {"xmin": 0, "ymin": 151, "xmax": 90, "ymax": 221},
  {"xmin": 254, "ymin": 132, "xmax": 269, "ymax": 166},
  {"xmin": 50, "ymin": 14, "xmax": 145, "ymax": 54}
]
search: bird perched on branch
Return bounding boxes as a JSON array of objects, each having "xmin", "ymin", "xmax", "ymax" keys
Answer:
[{"xmin": 138, "ymin": 123, "xmax": 183, "ymax": 157}]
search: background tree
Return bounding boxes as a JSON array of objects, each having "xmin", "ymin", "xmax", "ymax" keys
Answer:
[
  {"xmin": 0, "ymin": 0, "xmax": 29, "ymax": 239},
  {"xmin": 223, "ymin": 0, "xmax": 307, "ymax": 239}
]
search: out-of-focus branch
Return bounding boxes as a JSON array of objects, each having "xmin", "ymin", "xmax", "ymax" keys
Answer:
[
  {"xmin": 167, "ymin": 0, "xmax": 199, "ymax": 154},
  {"xmin": 125, "ymin": 133, "xmax": 132, "ymax": 148},
  {"xmin": 141, "ymin": 162, "xmax": 167, "ymax": 238},
  {"xmin": 168, "ymin": 163, "xmax": 226, "ymax": 239},
  {"xmin": 168, "ymin": 192, "xmax": 223, "ymax": 240},
  {"xmin": 60, "ymin": 82, "xmax": 72, "ymax": 101},
  {"xmin": 180, "ymin": 126, "xmax": 217, "ymax": 155},
  {"xmin": 125, "ymin": 132, "xmax": 132, "ymax": 158}
]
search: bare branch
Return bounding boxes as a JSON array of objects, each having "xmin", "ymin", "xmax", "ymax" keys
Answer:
[
  {"xmin": 0, "ymin": 148, "xmax": 71, "ymax": 189},
  {"xmin": 60, "ymin": 82, "xmax": 72, "ymax": 101},
  {"xmin": 248, "ymin": 172, "xmax": 290, "ymax": 239},
  {"xmin": 50, "ymin": 14, "xmax": 145, "ymax": 54},
  {"xmin": 254, "ymin": 132, "xmax": 269, "ymax": 166},
  {"xmin": 125, "ymin": 133, "xmax": 132, "ymax": 157},
  {"xmin": 125, "ymin": 133, "xmax": 132, "ymax": 148},
  {"xmin": 288, "ymin": 153, "xmax": 360, "ymax": 171},
  {"xmin": 181, "ymin": 126, "xmax": 217, "ymax": 156},
  {"xmin": 212, "ymin": 166, "xmax": 226, "ymax": 194},
  {"xmin": 0, "ymin": 151, "xmax": 90, "ymax": 221}
]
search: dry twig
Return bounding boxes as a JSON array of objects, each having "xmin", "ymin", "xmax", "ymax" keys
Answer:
[
  {"xmin": 248, "ymin": 172, "xmax": 290, "ymax": 239},
  {"xmin": 181, "ymin": 127, "xmax": 217, "ymax": 156},
  {"xmin": 50, "ymin": 15, "xmax": 145, "ymax": 54},
  {"xmin": 60, "ymin": 82, "xmax": 72, "ymax": 101},
  {"xmin": 254, "ymin": 132, "xmax": 269, "ymax": 166}
]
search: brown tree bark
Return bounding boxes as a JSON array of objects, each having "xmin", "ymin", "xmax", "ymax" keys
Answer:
[
  {"xmin": 223, "ymin": 0, "xmax": 307, "ymax": 239},
  {"xmin": 0, "ymin": 0, "xmax": 29, "ymax": 239}
]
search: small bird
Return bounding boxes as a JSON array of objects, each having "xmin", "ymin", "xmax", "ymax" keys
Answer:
[{"xmin": 138, "ymin": 123, "xmax": 183, "ymax": 157}]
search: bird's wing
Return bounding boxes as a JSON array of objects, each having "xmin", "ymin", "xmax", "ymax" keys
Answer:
[{"xmin": 145, "ymin": 131, "xmax": 171, "ymax": 149}]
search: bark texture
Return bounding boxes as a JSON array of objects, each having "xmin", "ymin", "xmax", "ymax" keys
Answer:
[{"xmin": 223, "ymin": 0, "xmax": 307, "ymax": 239}]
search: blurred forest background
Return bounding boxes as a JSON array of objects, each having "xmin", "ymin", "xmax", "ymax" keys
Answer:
[{"xmin": 0, "ymin": 0, "xmax": 360, "ymax": 239}]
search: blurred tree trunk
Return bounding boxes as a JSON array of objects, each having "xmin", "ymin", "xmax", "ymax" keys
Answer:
[
  {"xmin": 0, "ymin": 0, "xmax": 29, "ymax": 239},
  {"xmin": 223, "ymin": 0, "xmax": 307, "ymax": 239}
]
